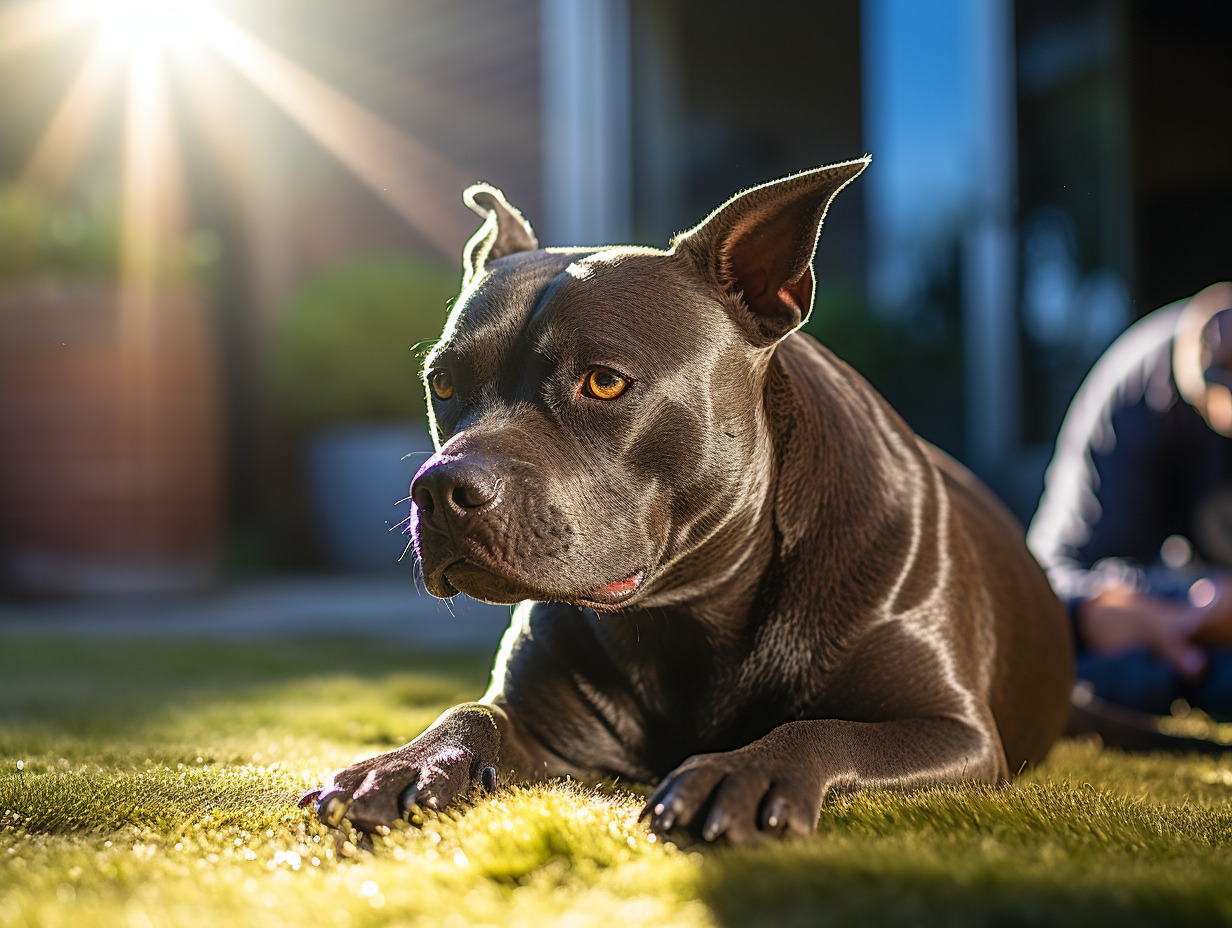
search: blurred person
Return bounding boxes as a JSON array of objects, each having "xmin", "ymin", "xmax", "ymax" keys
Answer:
[{"xmin": 1029, "ymin": 282, "xmax": 1232, "ymax": 718}]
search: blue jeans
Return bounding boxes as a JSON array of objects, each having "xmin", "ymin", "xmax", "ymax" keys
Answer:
[{"xmin": 1076, "ymin": 649, "xmax": 1232, "ymax": 719}]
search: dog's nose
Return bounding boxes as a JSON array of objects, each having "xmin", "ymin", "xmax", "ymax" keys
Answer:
[{"xmin": 411, "ymin": 458, "xmax": 501, "ymax": 525}]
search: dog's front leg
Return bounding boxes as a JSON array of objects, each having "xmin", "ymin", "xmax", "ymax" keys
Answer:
[
  {"xmin": 302, "ymin": 701, "xmax": 556, "ymax": 833},
  {"xmin": 642, "ymin": 717, "xmax": 1005, "ymax": 844}
]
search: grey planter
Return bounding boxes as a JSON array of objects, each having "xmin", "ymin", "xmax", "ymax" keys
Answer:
[{"xmin": 305, "ymin": 423, "xmax": 435, "ymax": 571}]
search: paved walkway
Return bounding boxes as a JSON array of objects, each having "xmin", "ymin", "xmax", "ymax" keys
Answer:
[{"xmin": 0, "ymin": 574, "xmax": 512, "ymax": 650}]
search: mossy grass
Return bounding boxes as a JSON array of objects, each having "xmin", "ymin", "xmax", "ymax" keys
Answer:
[{"xmin": 3, "ymin": 634, "xmax": 1232, "ymax": 927}]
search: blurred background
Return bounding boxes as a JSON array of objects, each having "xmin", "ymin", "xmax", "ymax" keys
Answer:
[{"xmin": 0, "ymin": 0, "xmax": 1228, "ymax": 624}]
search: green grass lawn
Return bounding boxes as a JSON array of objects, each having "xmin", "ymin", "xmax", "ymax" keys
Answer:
[{"xmin": 3, "ymin": 634, "xmax": 1232, "ymax": 928}]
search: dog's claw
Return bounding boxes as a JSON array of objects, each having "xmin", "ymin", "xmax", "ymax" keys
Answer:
[
  {"xmin": 480, "ymin": 765, "xmax": 497, "ymax": 792},
  {"xmin": 760, "ymin": 795, "xmax": 790, "ymax": 832},
  {"xmin": 653, "ymin": 801, "xmax": 677, "ymax": 834},
  {"xmin": 399, "ymin": 784, "xmax": 422, "ymax": 817},
  {"xmin": 298, "ymin": 788, "xmax": 322, "ymax": 809},
  {"xmin": 318, "ymin": 795, "xmax": 351, "ymax": 827}
]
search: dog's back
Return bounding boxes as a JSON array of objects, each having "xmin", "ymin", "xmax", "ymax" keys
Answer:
[
  {"xmin": 775, "ymin": 331, "xmax": 1073, "ymax": 773},
  {"xmin": 925, "ymin": 447, "xmax": 1074, "ymax": 767}
]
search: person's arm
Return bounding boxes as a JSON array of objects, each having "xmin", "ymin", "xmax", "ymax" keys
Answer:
[
  {"xmin": 1030, "ymin": 396, "xmax": 1203, "ymax": 672},
  {"xmin": 1029, "ymin": 315, "xmax": 1185, "ymax": 654},
  {"xmin": 1030, "ymin": 399, "xmax": 1173, "ymax": 603}
]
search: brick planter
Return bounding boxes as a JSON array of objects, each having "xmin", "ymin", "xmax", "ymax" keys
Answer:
[{"xmin": 0, "ymin": 281, "xmax": 225, "ymax": 594}]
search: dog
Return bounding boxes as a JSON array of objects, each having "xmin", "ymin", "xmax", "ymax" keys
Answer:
[{"xmin": 301, "ymin": 157, "xmax": 1074, "ymax": 843}]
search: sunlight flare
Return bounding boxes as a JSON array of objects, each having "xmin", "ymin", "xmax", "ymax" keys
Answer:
[
  {"xmin": 199, "ymin": 6, "xmax": 472, "ymax": 256},
  {"xmin": 21, "ymin": 35, "xmax": 121, "ymax": 189},
  {"xmin": 0, "ymin": 0, "xmax": 80, "ymax": 59},
  {"xmin": 17, "ymin": 0, "xmax": 475, "ymax": 271},
  {"xmin": 65, "ymin": 0, "xmax": 214, "ymax": 56},
  {"xmin": 120, "ymin": 35, "xmax": 185, "ymax": 301}
]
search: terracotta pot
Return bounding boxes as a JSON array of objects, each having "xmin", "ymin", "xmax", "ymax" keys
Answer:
[{"xmin": 0, "ymin": 281, "xmax": 225, "ymax": 593}]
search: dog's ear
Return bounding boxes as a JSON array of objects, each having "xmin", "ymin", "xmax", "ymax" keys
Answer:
[
  {"xmin": 674, "ymin": 157, "xmax": 870, "ymax": 343},
  {"xmin": 461, "ymin": 183, "xmax": 538, "ymax": 287}
]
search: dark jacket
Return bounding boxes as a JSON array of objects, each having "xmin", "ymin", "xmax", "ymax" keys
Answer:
[{"xmin": 1028, "ymin": 303, "xmax": 1232, "ymax": 612}]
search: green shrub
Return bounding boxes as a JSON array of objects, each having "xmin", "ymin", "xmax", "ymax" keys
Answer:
[
  {"xmin": 269, "ymin": 256, "xmax": 457, "ymax": 426},
  {"xmin": 0, "ymin": 183, "xmax": 217, "ymax": 281}
]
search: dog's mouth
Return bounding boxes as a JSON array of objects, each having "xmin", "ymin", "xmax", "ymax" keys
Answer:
[
  {"xmin": 574, "ymin": 570, "xmax": 645, "ymax": 610},
  {"xmin": 433, "ymin": 554, "xmax": 647, "ymax": 612},
  {"xmin": 438, "ymin": 560, "xmax": 524, "ymax": 603}
]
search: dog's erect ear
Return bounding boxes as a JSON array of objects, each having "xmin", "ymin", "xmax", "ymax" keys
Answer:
[
  {"xmin": 674, "ymin": 157, "xmax": 870, "ymax": 343},
  {"xmin": 461, "ymin": 183, "xmax": 538, "ymax": 287}
]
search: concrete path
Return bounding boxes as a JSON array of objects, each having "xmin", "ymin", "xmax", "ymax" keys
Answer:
[{"xmin": 0, "ymin": 574, "xmax": 513, "ymax": 650}]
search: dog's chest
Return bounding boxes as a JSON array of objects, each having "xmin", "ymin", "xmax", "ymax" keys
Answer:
[
  {"xmin": 507, "ymin": 600, "xmax": 835, "ymax": 781},
  {"xmin": 576, "ymin": 611, "xmax": 812, "ymax": 776}
]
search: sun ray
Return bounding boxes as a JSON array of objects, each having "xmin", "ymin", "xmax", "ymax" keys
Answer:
[
  {"xmin": 122, "ymin": 46, "xmax": 169, "ymax": 299},
  {"xmin": 115, "ymin": 43, "xmax": 172, "ymax": 549},
  {"xmin": 197, "ymin": 6, "xmax": 474, "ymax": 258},
  {"xmin": 0, "ymin": 0, "xmax": 82, "ymax": 60},
  {"xmin": 20, "ymin": 34, "xmax": 122, "ymax": 190},
  {"xmin": 120, "ymin": 51, "xmax": 190, "ymax": 336},
  {"xmin": 114, "ymin": 38, "xmax": 195, "ymax": 551},
  {"xmin": 171, "ymin": 35, "xmax": 298, "ymax": 345},
  {"xmin": 119, "ymin": 42, "xmax": 190, "ymax": 341}
]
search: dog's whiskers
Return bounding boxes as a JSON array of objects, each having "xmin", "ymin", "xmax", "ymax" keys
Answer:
[{"xmin": 397, "ymin": 537, "xmax": 415, "ymax": 564}]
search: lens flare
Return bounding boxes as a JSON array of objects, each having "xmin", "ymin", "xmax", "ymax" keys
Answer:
[
  {"xmin": 19, "ymin": 0, "xmax": 476, "ymax": 269},
  {"xmin": 21, "ymin": 35, "xmax": 120, "ymax": 190},
  {"xmin": 64, "ymin": 0, "xmax": 212, "ymax": 55}
]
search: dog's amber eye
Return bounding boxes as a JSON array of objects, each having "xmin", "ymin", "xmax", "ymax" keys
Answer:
[
  {"xmin": 584, "ymin": 368, "xmax": 628, "ymax": 401},
  {"xmin": 430, "ymin": 370, "xmax": 454, "ymax": 401}
]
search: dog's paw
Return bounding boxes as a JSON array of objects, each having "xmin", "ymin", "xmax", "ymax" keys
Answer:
[
  {"xmin": 640, "ymin": 749, "xmax": 822, "ymax": 844},
  {"xmin": 301, "ymin": 745, "xmax": 497, "ymax": 834}
]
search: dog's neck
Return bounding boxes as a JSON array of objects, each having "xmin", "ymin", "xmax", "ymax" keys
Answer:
[
  {"xmin": 622, "ymin": 351, "xmax": 797, "ymax": 634},
  {"xmin": 630, "ymin": 498, "xmax": 777, "ymax": 633}
]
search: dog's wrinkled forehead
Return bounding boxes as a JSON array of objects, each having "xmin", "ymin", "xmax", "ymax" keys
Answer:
[
  {"xmin": 526, "ymin": 248, "xmax": 732, "ymax": 372},
  {"xmin": 430, "ymin": 249, "xmax": 575, "ymax": 378},
  {"xmin": 431, "ymin": 246, "xmax": 733, "ymax": 383}
]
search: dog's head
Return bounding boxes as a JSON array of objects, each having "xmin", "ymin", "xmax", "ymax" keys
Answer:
[{"xmin": 410, "ymin": 158, "xmax": 868, "ymax": 609}]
